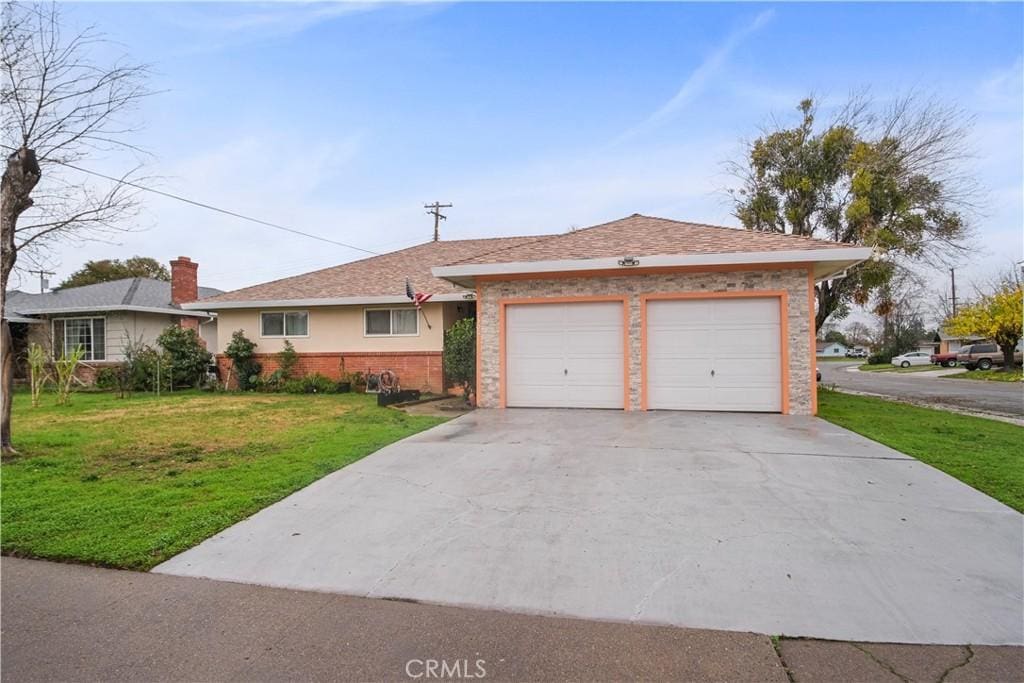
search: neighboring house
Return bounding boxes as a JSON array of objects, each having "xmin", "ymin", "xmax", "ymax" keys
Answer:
[
  {"xmin": 4, "ymin": 257, "xmax": 220, "ymax": 383},
  {"xmin": 937, "ymin": 331, "xmax": 986, "ymax": 355},
  {"xmin": 192, "ymin": 214, "xmax": 870, "ymax": 414},
  {"xmin": 816, "ymin": 341, "xmax": 848, "ymax": 357},
  {"xmin": 915, "ymin": 339, "xmax": 940, "ymax": 355}
]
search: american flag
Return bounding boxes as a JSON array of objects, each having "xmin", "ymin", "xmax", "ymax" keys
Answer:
[{"xmin": 405, "ymin": 279, "xmax": 433, "ymax": 309}]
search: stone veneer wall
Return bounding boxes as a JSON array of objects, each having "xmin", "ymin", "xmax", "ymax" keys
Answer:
[{"xmin": 477, "ymin": 267, "xmax": 814, "ymax": 414}]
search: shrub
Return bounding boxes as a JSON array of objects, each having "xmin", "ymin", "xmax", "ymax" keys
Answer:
[
  {"xmin": 867, "ymin": 353, "xmax": 891, "ymax": 365},
  {"xmin": 157, "ymin": 326, "xmax": 212, "ymax": 389},
  {"xmin": 443, "ymin": 317, "xmax": 475, "ymax": 400},
  {"xmin": 283, "ymin": 373, "xmax": 336, "ymax": 394},
  {"xmin": 95, "ymin": 367, "xmax": 120, "ymax": 390},
  {"xmin": 224, "ymin": 330, "xmax": 261, "ymax": 390},
  {"xmin": 27, "ymin": 343, "xmax": 50, "ymax": 407},
  {"xmin": 277, "ymin": 340, "xmax": 299, "ymax": 379},
  {"xmin": 54, "ymin": 346, "xmax": 86, "ymax": 406}
]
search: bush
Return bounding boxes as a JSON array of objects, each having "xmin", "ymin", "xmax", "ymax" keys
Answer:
[
  {"xmin": 868, "ymin": 353, "xmax": 891, "ymax": 365},
  {"xmin": 282, "ymin": 373, "xmax": 336, "ymax": 394},
  {"xmin": 157, "ymin": 326, "xmax": 212, "ymax": 389},
  {"xmin": 443, "ymin": 317, "xmax": 475, "ymax": 399},
  {"xmin": 224, "ymin": 330, "xmax": 261, "ymax": 390},
  {"xmin": 95, "ymin": 366, "xmax": 119, "ymax": 390},
  {"xmin": 277, "ymin": 340, "xmax": 299, "ymax": 379}
]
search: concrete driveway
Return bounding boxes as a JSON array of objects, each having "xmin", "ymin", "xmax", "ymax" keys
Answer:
[{"xmin": 155, "ymin": 410, "xmax": 1023, "ymax": 646}]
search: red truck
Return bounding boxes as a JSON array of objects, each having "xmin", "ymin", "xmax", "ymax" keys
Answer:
[{"xmin": 929, "ymin": 351, "xmax": 959, "ymax": 367}]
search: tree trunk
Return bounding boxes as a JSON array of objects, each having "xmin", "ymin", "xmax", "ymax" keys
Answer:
[
  {"xmin": 1, "ymin": 147, "xmax": 42, "ymax": 454},
  {"xmin": 1000, "ymin": 345, "xmax": 1016, "ymax": 373}
]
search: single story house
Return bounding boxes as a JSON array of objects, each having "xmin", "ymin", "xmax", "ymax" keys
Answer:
[
  {"xmin": 191, "ymin": 215, "xmax": 871, "ymax": 415},
  {"xmin": 816, "ymin": 341, "xmax": 849, "ymax": 357},
  {"xmin": 914, "ymin": 339, "xmax": 940, "ymax": 355},
  {"xmin": 937, "ymin": 331, "xmax": 986, "ymax": 355},
  {"xmin": 4, "ymin": 257, "xmax": 220, "ymax": 382}
]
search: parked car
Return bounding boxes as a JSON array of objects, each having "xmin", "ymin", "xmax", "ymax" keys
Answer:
[
  {"xmin": 930, "ymin": 351, "xmax": 958, "ymax": 367},
  {"xmin": 845, "ymin": 349, "xmax": 868, "ymax": 358},
  {"xmin": 957, "ymin": 343, "xmax": 1023, "ymax": 371},
  {"xmin": 890, "ymin": 351, "xmax": 932, "ymax": 368}
]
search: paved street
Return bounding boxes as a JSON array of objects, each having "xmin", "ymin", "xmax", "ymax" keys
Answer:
[
  {"xmin": 4, "ymin": 558, "xmax": 1022, "ymax": 682},
  {"xmin": 819, "ymin": 361, "xmax": 1024, "ymax": 419}
]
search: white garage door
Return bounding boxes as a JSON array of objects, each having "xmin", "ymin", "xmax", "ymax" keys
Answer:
[
  {"xmin": 506, "ymin": 301, "xmax": 624, "ymax": 409},
  {"xmin": 646, "ymin": 297, "xmax": 781, "ymax": 412}
]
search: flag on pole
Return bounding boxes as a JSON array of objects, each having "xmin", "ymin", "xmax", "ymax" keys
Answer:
[{"xmin": 405, "ymin": 279, "xmax": 433, "ymax": 309}]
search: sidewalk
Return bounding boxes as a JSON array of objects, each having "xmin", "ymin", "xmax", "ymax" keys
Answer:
[{"xmin": 2, "ymin": 557, "xmax": 1021, "ymax": 681}]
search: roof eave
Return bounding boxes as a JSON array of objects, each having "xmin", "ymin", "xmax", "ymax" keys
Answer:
[
  {"xmin": 432, "ymin": 247, "xmax": 875, "ymax": 287},
  {"xmin": 183, "ymin": 292, "xmax": 471, "ymax": 311},
  {"xmin": 12, "ymin": 305, "xmax": 216, "ymax": 318}
]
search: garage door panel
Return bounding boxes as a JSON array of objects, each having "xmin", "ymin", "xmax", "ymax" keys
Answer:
[
  {"xmin": 506, "ymin": 301, "xmax": 624, "ymax": 409},
  {"xmin": 646, "ymin": 297, "xmax": 782, "ymax": 413}
]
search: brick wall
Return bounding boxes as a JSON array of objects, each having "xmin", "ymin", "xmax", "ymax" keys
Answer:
[
  {"xmin": 477, "ymin": 267, "xmax": 814, "ymax": 414},
  {"xmin": 216, "ymin": 351, "xmax": 444, "ymax": 392}
]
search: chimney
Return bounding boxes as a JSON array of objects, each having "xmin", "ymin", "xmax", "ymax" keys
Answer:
[{"xmin": 170, "ymin": 256, "xmax": 199, "ymax": 305}]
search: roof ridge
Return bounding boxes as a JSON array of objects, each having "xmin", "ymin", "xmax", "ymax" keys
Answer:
[
  {"xmin": 121, "ymin": 277, "xmax": 142, "ymax": 305},
  {"xmin": 633, "ymin": 213, "xmax": 846, "ymax": 246}
]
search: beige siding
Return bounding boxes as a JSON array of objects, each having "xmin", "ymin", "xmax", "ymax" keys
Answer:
[
  {"xmin": 31, "ymin": 312, "xmax": 182, "ymax": 362},
  {"xmin": 213, "ymin": 302, "xmax": 447, "ymax": 354},
  {"xmin": 477, "ymin": 268, "xmax": 814, "ymax": 415}
]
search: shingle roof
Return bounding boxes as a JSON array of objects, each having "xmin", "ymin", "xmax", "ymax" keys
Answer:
[
  {"xmin": 5, "ymin": 278, "xmax": 223, "ymax": 317},
  {"xmin": 448, "ymin": 215, "xmax": 852, "ymax": 265},
  {"xmin": 199, "ymin": 236, "xmax": 545, "ymax": 304}
]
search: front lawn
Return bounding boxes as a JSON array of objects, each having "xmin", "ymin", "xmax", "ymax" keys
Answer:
[
  {"xmin": 1, "ymin": 390, "xmax": 445, "ymax": 569},
  {"xmin": 818, "ymin": 390, "xmax": 1023, "ymax": 512},
  {"xmin": 942, "ymin": 368, "xmax": 1022, "ymax": 382}
]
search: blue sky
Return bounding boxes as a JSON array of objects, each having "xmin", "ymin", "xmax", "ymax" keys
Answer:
[{"xmin": 22, "ymin": 2, "xmax": 1023, "ymax": 300}]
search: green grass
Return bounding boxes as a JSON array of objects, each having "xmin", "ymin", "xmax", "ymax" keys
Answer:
[
  {"xmin": 941, "ymin": 368, "xmax": 1023, "ymax": 382},
  {"xmin": 818, "ymin": 390, "xmax": 1024, "ymax": 512},
  {"xmin": 1, "ymin": 390, "xmax": 446, "ymax": 569},
  {"xmin": 857, "ymin": 363, "xmax": 937, "ymax": 373},
  {"xmin": 817, "ymin": 356, "xmax": 857, "ymax": 362}
]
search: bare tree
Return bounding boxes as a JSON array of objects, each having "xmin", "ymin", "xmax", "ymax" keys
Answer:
[{"xmin": 1, "ymin": 2, "xmax": 149, "ymax": 453}]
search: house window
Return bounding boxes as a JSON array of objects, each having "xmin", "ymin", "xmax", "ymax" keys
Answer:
[
  {"xmin": 364, "ymin": 308, "xmax": 419, "ymax": 336},
  {"xmin": 52, "ymin": 317, "xmax": 105, "ymax": 361},
  {"xmin": 260, "ymin": 311, "xmax": 308, "ymax": 337}
]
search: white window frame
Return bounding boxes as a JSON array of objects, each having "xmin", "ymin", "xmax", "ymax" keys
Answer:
[
  {"xmin": 52, "ymin": 316, "xmax": 107, "ymax": 361},
  {"xmin": 363, "ymin": 307, "xmax": 420, "ymax": 338},
  {"xmin": 259, "ymin": 310, "xmax": 310, "ymax": 338}
]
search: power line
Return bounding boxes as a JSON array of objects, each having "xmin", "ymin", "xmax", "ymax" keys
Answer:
[{"xmin": 2, "ymin": 146, "xmax": 380, "ymax": 256}]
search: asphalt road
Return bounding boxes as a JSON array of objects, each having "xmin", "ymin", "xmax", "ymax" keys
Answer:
[{"xmin": 819, "ymin": 361, "xmax": 1024, "ymax": 419}]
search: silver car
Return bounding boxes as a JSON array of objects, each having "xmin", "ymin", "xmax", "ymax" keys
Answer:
[{"xmin": 891, "ymin": 351, "xmax": 932, "ymax": 368}]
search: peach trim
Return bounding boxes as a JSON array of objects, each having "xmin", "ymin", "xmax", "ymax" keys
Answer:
[
  {"xmin": 639, "ymin": 290, "xmax": 790, "ymax": 414},
  {"xmin": 475, "ymin": 262, "xmax": 807, "ymax": 284},
  {"xmin": 475, "ymin": 284, "xmax": 482, "ymax": 407},
  {"xmin": 808, "ymin": 270, "xmax": 818, "ymax": 415},
  {"xmin": 498, "ymin": 295, "xmax": 631, "ymax": 410}
]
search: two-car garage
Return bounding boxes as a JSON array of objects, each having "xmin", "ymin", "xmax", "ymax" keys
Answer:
[{"xmin": 502, "ymin": 295, "xmax": 785, "ymax": 413}]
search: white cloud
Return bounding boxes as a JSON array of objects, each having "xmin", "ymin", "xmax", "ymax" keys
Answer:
[{"xmin": 613, "ymin": 9, "xmax": 775, "ymax": 145}]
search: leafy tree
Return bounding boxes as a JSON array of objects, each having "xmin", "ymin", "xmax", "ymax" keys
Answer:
[
  {"xmin": 443, "ymin": 317, "xmax": 476, "ymax": 402},
  {"xmin": 823, "ymin": 329, "xmax": 848, "ymax": 346},
  {"xmin": 58, "ymin": 257, "xmax": 169, "ymax": 289},
  {"xmin": 156, "ymin": 325, "xmax": 211, "ymax": 389},
  {"xmin": 729, "ymin": 96, "xmax": 975, "ymax": 332},
  {"xmin": 224, "ymin": 330, "xmax": 261, "ymax": 390},
  {"xmin": 947, "ymin": 284, "xmax": 1023, "ymax": 372}
]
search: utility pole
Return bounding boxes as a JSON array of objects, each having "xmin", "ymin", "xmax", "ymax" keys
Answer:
[
  {"xmin": 424, "ymin": 202, "xmax": 452, "ymax": 242},
  {"xmin": 949, "ymin": 268, "xmax": 958, "ymax": 316},
  {"xmin": 27, "ymin": 269, "xmax": 55, "ymax": 293}
]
